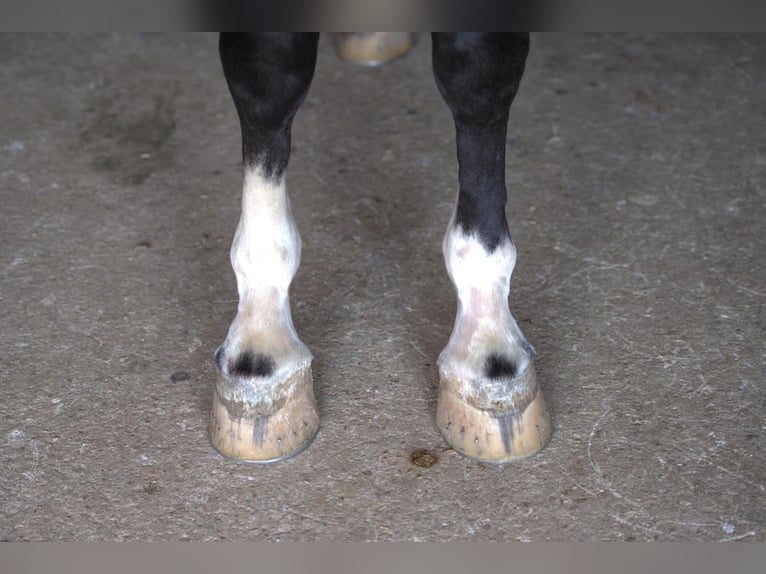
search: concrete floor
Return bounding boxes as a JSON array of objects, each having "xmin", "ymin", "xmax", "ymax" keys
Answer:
[{"xmin": 1, "ymin": 33, "xmax": 764, "ymax": 541}]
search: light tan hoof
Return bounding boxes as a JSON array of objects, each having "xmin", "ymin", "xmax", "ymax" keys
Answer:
[
  {"xmin": 333, "ymin": 33, "xmax": 414, "ymax": 66},
  {"xmin": 436, "ymin": 361, "xmax": 552, "ymax": 463},
  {"xmin": 209, "ymin": 366, "xmax": 319, "ymax": 463}
]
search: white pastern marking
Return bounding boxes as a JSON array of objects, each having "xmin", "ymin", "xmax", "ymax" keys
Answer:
[
  {"xmin": 222, "ymin": 168, "xmax": 310, "ymax": 381},
  {"xmin": 231, "ymin": 169, "xmax": 301, "ymax": 299},
  {"xmin": 439, "ymin": 224, "xmax": 531, "ymax": 391},
  {"xmin": 443, "ymin": 222, "xmax": 515, "ymax": 306}
]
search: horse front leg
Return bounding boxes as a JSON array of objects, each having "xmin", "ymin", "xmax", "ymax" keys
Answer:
[
  {"xmin": 210, "ymin": 33, "xmax": 320, "ymax": 462},
  {"xmin": 432, "ymin": 33, "xmax": 552, "ymax": 462}
]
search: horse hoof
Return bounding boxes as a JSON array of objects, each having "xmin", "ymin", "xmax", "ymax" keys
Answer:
[
  {"xmin": 436, "ymin": 361, "xmax": 552, "ymax": 463},
  {"xmin": 333, "ymin": 33, "xmax": 414, "ymax": 66},
  {"xmin": 209, "ymin": 366, "xmax": 319, "ymax": 463}
]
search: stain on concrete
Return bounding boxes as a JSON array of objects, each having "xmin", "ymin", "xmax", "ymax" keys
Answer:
[
  {"xmin": 80, "ymin": 89, "xmax": 177, "ymax": 185},
  {"xmin": 409, "ymin": 449, "xmax": 438, "ymax": 468},
  {"xmin": 143, "ymin": 480, "xmax": 159, "ymax": 494},
  {"xmin": 170, "ymin": 371, "xmax": 190, "ymax": 383}
]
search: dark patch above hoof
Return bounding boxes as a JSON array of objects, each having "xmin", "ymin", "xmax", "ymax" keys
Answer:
[
  {"xmin": 485, "ymin": 353, "xmax": 517, "ymax": 380},
  {"xmin": 230, "ymin": 352, "xmax": 275, "ymax": 378}
]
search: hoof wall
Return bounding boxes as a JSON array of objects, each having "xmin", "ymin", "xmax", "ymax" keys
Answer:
[
  {"xmin": 209, "ymin": 367, "xmax": 319, "ymax": 463},
  {"xmin": 436, "ymin": 362, "xmax": 552, "ymax": 463},
  {"xmin": 333, "ymin": 33, "xmax": 414, "ymax": 66}
]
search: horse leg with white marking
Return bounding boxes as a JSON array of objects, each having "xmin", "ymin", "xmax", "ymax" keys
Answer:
[
  {"xmin": 432, "ymin": 33, "xmax": 552, "ymax": 461},
  {"xmin": 209, "ymin": 32, "xmax": 550, "ymax": 463},
  {"xmin": 210, "ymin": 33, "xmax": 320, "ymax": 462}
]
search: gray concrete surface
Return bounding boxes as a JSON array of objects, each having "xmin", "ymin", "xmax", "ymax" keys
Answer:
[{"xmin": 1, "ymin": 33, "xmax": 764, "ymax": 541}]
